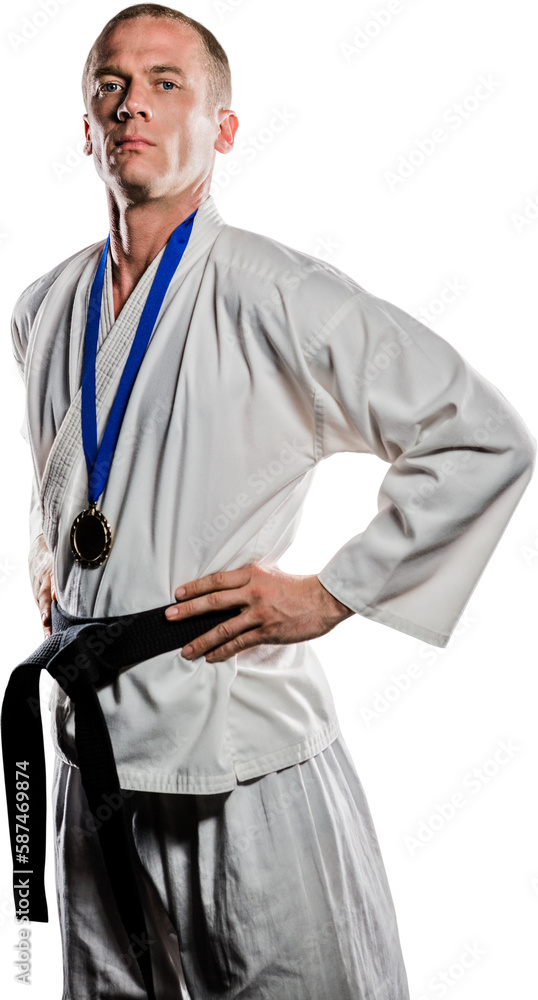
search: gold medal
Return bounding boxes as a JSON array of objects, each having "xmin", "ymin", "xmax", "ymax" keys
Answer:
[{"xmin": 70, "ymin": 503, "xmax": 112, "ymax": 568}]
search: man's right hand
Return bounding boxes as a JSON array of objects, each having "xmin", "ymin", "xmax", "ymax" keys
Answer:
[{"xmin": 29, "ymin": 534, "xmax": 55, "ymax": 638}]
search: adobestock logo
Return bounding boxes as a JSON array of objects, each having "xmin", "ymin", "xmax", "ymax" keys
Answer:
[
  {"xmin": 404, "ymin": 738, "xmax": 522, "ymax": 857},
  {"xmin": 188, "ymin": 437, "xmax": 307, "ymax": 558},
  {"xmin": 210, "ymin": 107, "xmax": 296, "ymax": 195},
  {"xmin": 340, "ymin": 0, "xmax": 407, "ymax": 62},
  {"xmin": 384, "ymin": 75, "xmax": 502, "ymax": 192},
  {"xmin": 510, "ymin": 191, "xmax": 538, "ymax": 235},
  {"xmin": 404, "ymin": 402, "xmax": 509, "ymax": 513},
  {"xmin": 521, "ymin": 526, "xmax": 538, "ymax": 568},
  {"xmin": 0, "ymin": 557, "xmax": 16, "ymax": 585},
  {"xmin": 415, "ymin": 942, "xmax": 487, "ymax": 999},
  {"xmin": 354, "ymin": 278, "xmax": 466, "ymax": 391},
  {"xmin": 8, "ymin": 0, "xmax": 73, "ymax": 54},
  {"xmin": 358, "ymin": 609, "xmax": 477, "ymax": 727},
  {"xmin": 213, "ymin": 0, "xmax": 250, "ymax": 16},
  {"xmin": 52, "ymin": 138, "xmax": 89, "ymax": 183}
]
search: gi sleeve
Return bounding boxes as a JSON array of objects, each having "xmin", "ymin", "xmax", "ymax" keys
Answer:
[
  {"xmin": 28, "ymin": 473, "xmax": 44, "ymax": 546},
  {"xmin": 12, "ymin": 305, "xmax": 44, "ymax": 545},
  {"xmin": 304, "ymin": 287, "xmax": 536, "ymax": 648}
]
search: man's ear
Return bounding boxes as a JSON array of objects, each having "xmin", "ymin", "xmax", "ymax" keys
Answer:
[
  {"xmin": 214, "ymin": 110, "xmax": 239, "ymax": 155},
  {"xmin": 83, "ymin": 115, "xmax": 92, "ymax": 156}
]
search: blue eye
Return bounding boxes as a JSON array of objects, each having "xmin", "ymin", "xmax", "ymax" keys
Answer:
[
  {"xmin": 102, "ymin": 83, "xmax": 120, "ymax": 93},
  {"xmin": 160, "ymin": 81, "xmax": 176, "ymax": 90}
]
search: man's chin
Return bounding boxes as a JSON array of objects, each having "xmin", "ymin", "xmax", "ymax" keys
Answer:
[
  {"xmin": 105, "ymin": 169, "xmax": 157, "ymax": 202},
  {"xmin": 99, "ymin": 162, "xmax": 186, "ymax": 205}
]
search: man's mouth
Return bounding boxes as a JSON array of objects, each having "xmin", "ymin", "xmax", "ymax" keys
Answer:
[{"xmin": 114, "ymin": 135, "xmax": 156, "ymax": 151}]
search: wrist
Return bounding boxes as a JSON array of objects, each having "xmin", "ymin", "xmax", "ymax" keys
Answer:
[{"xmin": 315, "ymin": 576, "xmax": 354, "ymax": 625}]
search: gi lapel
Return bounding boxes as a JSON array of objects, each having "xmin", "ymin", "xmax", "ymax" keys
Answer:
[
  {"xmin": 37, "ymin": 196, "xmax": 227, "ymax": 552},
  {"xmin": 39, "ymin": 248, "xmax": 159, "ymax": 550}
]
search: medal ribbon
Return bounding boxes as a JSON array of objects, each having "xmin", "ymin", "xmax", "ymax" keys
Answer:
[{"xmin": 81, "ymin": 210, "xmax": 197, "ymax": 505}]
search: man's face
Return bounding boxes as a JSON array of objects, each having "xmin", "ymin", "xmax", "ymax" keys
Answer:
[{"xmin": 83, "ymin": 17, "xmax": 231, "ymax": 203}]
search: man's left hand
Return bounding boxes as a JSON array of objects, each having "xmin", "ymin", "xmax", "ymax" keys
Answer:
[{"xmin": 165, "ymin": 564, "xmax": 354, "ymax": 662}]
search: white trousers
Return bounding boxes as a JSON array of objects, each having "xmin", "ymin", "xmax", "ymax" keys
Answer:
[{"xmin": 52, "ymin": 734, "xmax": 410, "ymax": 999}]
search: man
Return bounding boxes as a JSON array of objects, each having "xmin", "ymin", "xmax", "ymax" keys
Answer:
[{"xmin": 8, "ymin": 3, "xmax": 535, "ymax": 998}]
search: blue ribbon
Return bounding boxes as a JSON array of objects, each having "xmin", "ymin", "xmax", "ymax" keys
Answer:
[{"xmin": 81, "ymin": 210, "xmax": 197, "ymax": 505}]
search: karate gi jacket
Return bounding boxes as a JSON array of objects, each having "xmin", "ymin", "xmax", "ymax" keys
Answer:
[{"xmin": 11, "ymin": 195, "xmax": 536, "ymax": 793}]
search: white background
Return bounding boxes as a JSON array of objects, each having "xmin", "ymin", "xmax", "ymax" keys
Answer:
[{"xmin": 0, "ymin": 0, "xmax": 537, "ymax": 997}]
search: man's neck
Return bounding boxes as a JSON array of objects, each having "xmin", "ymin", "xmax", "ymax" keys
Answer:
[{"xmin": 107, "ymin": 191, "xmax": 207, "ymax": 319}]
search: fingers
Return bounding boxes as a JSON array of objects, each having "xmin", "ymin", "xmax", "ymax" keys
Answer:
[
  {"xmin": 39, "ymin": 577, "xmax": 53, "ymax": 638},
  {"xmin": 166, "ymin": 567, "xmax": 253, "ymax": 621},
  {"xmin": 165, "ymin": 588, "xmax": 244, "ymax": 621},
  {"xmin": 166, "ymin": 565, "xmax": 261, "ymax": 661},
  {"xmin": 29, "ymin": 535, "xmax": 55, "ymax": 638},
  {"xmin": 180, "ymin": 611, "xmax": 262, "ymax": 662},
  {"xmin": 173, "ymin": 567, "xmax": 251, "ymax": 602},
  {"xmin": 166, "ymin": 564, "xmax": 337, "ymax": 662},
  {"xmin": 202, "ymin": 629, "xmax": 264, "ymax": 662},
  {"xmin": 40, "ymin": 606, "xmax": 52, "ymax": 638}
]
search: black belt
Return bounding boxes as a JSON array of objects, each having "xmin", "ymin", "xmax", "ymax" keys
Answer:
[{"xmin": 1, "ymin": 600, "xmax": 241, "ymax": 1000}]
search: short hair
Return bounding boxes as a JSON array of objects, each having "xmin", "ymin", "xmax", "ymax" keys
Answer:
[{"xmin": 82, "ymin": 3, "xmax": 232, "ymax": 114}]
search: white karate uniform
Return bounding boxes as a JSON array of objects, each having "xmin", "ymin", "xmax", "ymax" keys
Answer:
[
  {"xmin": 12, "ymin": 194, "xmax": 535, "ymax": 794},
  {"xmin": 11, "ymin": 194, "xmax": 535, "ymax": 997},
  {"xmin": 53, "ymin": 733, "xmax": 411, "ymax": 999}
]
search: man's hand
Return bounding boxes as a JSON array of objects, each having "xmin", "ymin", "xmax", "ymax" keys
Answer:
[
  {"xmin": 29, "ymin": 534, "xmax": 56, "ymax": 638},
  {"xmin": 164, "ymin": 563, "xmax": 354, "ymax": 662}
]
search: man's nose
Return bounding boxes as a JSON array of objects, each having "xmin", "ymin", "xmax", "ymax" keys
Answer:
[{"xmin": 117, "ymin": 83, "xmax": 153, "ymax": 121}]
